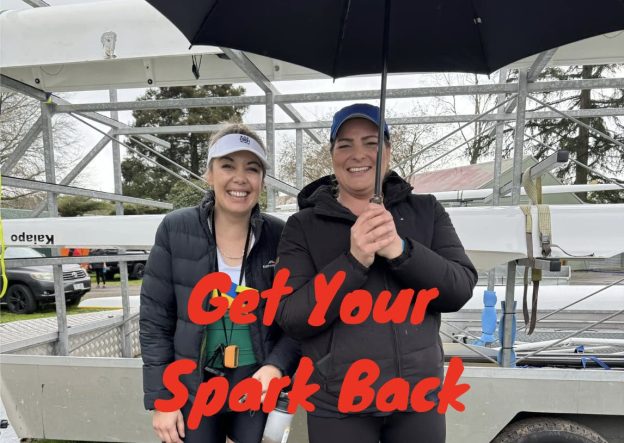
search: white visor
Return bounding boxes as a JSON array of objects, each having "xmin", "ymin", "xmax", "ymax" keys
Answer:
[{"xmin": 207, "ymin": 133, "xmax": 269, "ymax": 171}]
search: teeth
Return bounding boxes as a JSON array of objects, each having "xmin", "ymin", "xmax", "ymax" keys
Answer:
[
  {"xmin": 228, "ymin": 191, "xmax": 248, "ymax": 197},
  {"xmin": 348, "ymin": 167, "xmax": 371, "ymax": 173}
]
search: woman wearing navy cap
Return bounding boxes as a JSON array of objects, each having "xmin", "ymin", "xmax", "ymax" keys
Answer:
[
  {"xmin": 140, "ymin": 123, "xmax": 299, "ymax": 443},
  {"xmin": 276, "ymin": 104, "xmax": 477, "ymax": 442}
]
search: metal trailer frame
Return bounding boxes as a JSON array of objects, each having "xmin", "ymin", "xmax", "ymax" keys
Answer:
[
  {"xmin": 1, "ymin": 354, "xmax": 623, "ymax": 443},
  {"xmin": 2, "ymin": 26, "xmax": 624, "ymax": 441}
]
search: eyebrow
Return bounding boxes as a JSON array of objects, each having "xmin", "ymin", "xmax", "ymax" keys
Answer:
[
  {"xmin": 218, "ymin": 156, "xmax": 262, "ymax": 168},
  {"xmin": 336, "ymin": 135, "xmax": 378, "ymax": 142}
]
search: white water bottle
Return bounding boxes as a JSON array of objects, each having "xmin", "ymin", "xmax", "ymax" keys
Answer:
[{"xmin": 262, "ymin": 392, "xmax": 293, "ymax": 443}]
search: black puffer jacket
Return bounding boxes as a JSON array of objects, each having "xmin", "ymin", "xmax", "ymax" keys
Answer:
[
  {"xmin": 275, "ymin": 172, "xmax": 477, "ymax": 416},
  {"xmin": 140, "ymin": 192, "xmax": 300, "ymax": 410}
]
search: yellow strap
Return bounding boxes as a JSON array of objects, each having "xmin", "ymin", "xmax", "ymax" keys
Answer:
[
  {"xmin": 0, "ymin": 174, "xmax": 7, "ymax": 299},
  {"xmin": 537, "ymin": 204, "xmax": 552, "ymax": 257},
  {"xmin": 520, "ymin": 205, "xmax": 532, "ymax": 234}
]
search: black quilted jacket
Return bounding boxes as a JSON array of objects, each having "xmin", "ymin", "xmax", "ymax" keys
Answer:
[
  {"xmin": 275, "ymin": 172, "xmax": 478, "ymax": 416},
  {"xmin": 140, "ymin": 191, "xmax": 300, "ymax": 410}
]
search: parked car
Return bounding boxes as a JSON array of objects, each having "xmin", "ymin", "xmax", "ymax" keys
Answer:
[
  {"xmin": 2, "ymin": 247, "xmax": 91, "ymax": 314},
  {"xmin": 88, "ymin": 249, "xmax": 148, "ymax": 280}
]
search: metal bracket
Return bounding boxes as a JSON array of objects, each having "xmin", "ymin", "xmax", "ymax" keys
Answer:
[{"xmin": 516, "ymin": 258, "xmax": 562, "ymax": 272}]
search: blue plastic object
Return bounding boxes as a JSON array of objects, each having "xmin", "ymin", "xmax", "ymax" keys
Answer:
[{"xmin": 474, "ymin": 290, "xmax": 498, "ymax": 346}]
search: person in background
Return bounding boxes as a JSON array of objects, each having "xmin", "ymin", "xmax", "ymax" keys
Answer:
[
  {"xmin": 90, "ymin": 259, "xmax": 107, "ymax": 289},
  {"xmin": 140, "ymin": 123, "xmax": 300, "ymax": 443},
  {"xmin": 276, "ymin": 103, "xmax": 478, "ymax": 443}
]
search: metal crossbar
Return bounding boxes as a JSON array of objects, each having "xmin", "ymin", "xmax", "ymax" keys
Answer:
[
  {"xmin": 515, "ymin": 308, "xmax": 624, "ymax": 364},
  {"xmin": 516, "ymin": 277, "xmax": 624, "ymax": 333},
  {"xmin": 397, "ymin": 94, "xmax": 518, "ymax": 176},
  {"xmin": 439, "ymin": 330, "xmax": 499, "ymax": 365}
]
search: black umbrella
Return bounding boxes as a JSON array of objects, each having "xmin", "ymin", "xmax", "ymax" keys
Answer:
[{"xmin": 146, "ymin": 0, "xmax": 624, "ymax": 200}]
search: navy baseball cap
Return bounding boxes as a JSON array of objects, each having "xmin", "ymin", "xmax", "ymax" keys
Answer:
[{"xmin": 330, "ymin": 103, "xmax": 390, "ymax": 143}]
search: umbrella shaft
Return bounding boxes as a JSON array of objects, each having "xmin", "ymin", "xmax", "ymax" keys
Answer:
[{"xmin": 374, "ymin": 0, "xmax": 392, "ymax": 200}]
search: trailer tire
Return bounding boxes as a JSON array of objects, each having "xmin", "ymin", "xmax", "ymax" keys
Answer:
[{"xmin": 492, "ymin": 418, "xmax": 607, "ymax": 443}]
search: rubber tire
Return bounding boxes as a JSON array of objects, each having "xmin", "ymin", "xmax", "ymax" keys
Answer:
[
  {"xmin": 67, "ymin": 295, "xmax": 83, "ymax": 306},
  {"xmin": 492, "ymin": 418, "xmax": 608, "ymax": 443},
  {"xmin": 131, "ymin": 263, "xmax": 145, "ymax": 280},
  {"xmin": 6, "ymin": 284, "xmax": 38, "ymax": 314}
]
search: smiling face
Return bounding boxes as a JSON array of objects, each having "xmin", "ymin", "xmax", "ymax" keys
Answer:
[
  {"xmin": 331, "ymin": 118, "xmax": 391, "ymax": 200},
  {"xmin": 206, "ymin": 150, "xmax": 264, "ymax": 218}
]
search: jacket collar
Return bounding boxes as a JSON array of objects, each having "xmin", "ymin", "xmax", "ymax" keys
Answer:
[{"xmin": 297, "ymin": 171, "xmax": 413, "ymax": 221}]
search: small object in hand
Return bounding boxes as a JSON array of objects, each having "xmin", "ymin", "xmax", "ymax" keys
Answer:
[
  {"xmin": 204, "ymin": 366, "xmax": 226, "ymax": 377},
  {"xmin": 223, "ymin": 344, "xmax": 239, "ymax": 368},
  {"xmin": 369, "ymin": 194, "xmax": 383, "ymax": 204}
]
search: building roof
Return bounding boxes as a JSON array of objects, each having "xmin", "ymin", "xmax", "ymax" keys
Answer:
[{"xmin": 410, "ymin": 158, "xmax": 517, "ymax": 192}]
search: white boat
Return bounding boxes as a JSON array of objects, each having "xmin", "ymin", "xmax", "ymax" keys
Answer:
[{"xmin": 5, "ymin": 204, "xmax": 624, "ymax": 271}]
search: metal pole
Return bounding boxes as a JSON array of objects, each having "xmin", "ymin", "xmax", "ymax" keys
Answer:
[
  {"xmin": 1, "ymin": 117, "xmax": 43, "ymax": 175},
  {"xmin": 500, "ymin": 261, "xmax": 517, "ymax": 367},
  {"xmin": 373, "ymin": 0, "xmax": 392, "ymax": 203},
  {"xmin": 31, "ymin": 132, "xmax": 114, "ymax": 217},
  {"xmin": 41, "ymin": 101, "xmax": 68, "ymax": 356},
  {"xmin": 500, "ymin": 69, "xmax": 528, "ymax": 367},
  {"xmin": 296, "ymin": 129, "xmax": 304, "ymax": 189},
  {"xmin": 511, "ymin": 70, "xmax": 528, "ymax": 205},
  {"xmin": 109, "ymin": 105, "xmax": 624, "ymax": 134},
  {"xmin": 220, "ymin": 47, "xmax": 323, "ymax": 145},
  {"xmin": 488, "ymin": 69, "xmax": 508, "ymax": 290},
  {"xmin": 492, "ymin": 69, "xmax": 508, "ymax": 208},
  {"xmin": 110, "ymin": 89, "xmax": 132, "ymax": 358},
  {"xmin": 266, "ymin": 91, "xmax": 276, "ymax": 211},
  {"xmin": 48, "ymin": 77, "xmax": 624, "ymax": 113}
]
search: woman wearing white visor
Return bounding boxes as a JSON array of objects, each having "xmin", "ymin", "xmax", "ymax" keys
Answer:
[{"xmin": 140, "ymin": 123, "xmax": 300, "ymax": 443}]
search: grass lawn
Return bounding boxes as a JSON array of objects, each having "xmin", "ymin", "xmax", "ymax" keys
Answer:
[
  {"xmin": 89, "ymin": 274, "xmax": 143, "ymax": 287},
  {"xmin": 0, "ymin": 305, "xmax": 119, "ymax": 324}
]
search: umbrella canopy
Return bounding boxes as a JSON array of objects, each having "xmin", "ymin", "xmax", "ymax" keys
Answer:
[
  {"xmin": 145, "ymin": 0, "xmax": 624, "ymax": 199},
  {"xmin": 145, "ymin": 0, "xmax": 624, "ymax": 77}
]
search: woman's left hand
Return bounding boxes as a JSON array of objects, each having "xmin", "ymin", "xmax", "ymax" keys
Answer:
[
  {"xmin": 373, "ymin": 204, "xmax": 403, "ymax": 260},
  {"xmin": 252, "ymin": 364, "xmax": 283, "ymax": 403}
]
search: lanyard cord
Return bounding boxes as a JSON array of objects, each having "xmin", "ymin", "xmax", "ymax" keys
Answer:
[{"xmin": 212, "ymin": 210, "xmax": 253, "ymax": 345}]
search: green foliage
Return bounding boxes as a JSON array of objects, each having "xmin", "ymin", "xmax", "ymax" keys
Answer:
[
  {"xmin": 57, "ymin": 196, "xmax": 113, "ymax": 217},
  {"xmin": 121, "ymin": 85, "xmax": 247, "ymax": 203},
  {"xmin": 121, "ymin": 204, "xmax": 168, "ymax": 215},
  {"xmin": 168, "ymin": 179, "xmax": 208, "ymax": 209}
]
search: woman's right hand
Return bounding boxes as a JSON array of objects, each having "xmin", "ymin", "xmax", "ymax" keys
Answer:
[
  {"xmin": 350, "ymin": 204, "xmax": 396, "ymax": 267},
  {"xmin": 152, "ymin": 409, "xmax": 185, "ymax": 443}
]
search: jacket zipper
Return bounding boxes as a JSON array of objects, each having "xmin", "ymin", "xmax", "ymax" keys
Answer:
[
  {"xmin": 384, "ymin": 271, "xmax": 402, "ymax": 378},
  {"xmin": 197, "ymin": 327, "xmax": 208, "ymax": 384}
]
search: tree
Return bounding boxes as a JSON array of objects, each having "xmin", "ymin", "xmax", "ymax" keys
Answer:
[
  {"xmin": 0, "ymin": 90, "xmax": 80, "ymax": 203},
  {"xmin": 433, "ymin": 73, "xmax": 504, "ymax": 165},
  {"xmin": 121, "ymin": 85, "xmax": 247, "ymax": 204},
  {"xmin": 523, "ymin": 65, "xmax": 624, "ymax": 202},
  {"xmin": 168, "ymin": 179, "xmax": 206, "ymax": 209},
  {"xmin": 57, "ymin": 196, "xmax": 114, "ymax": 217}
]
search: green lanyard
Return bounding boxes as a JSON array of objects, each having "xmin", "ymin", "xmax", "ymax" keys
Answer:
[{"xmin": 211, "ymin": 211, "xmax": 252, "ymax": 346}]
